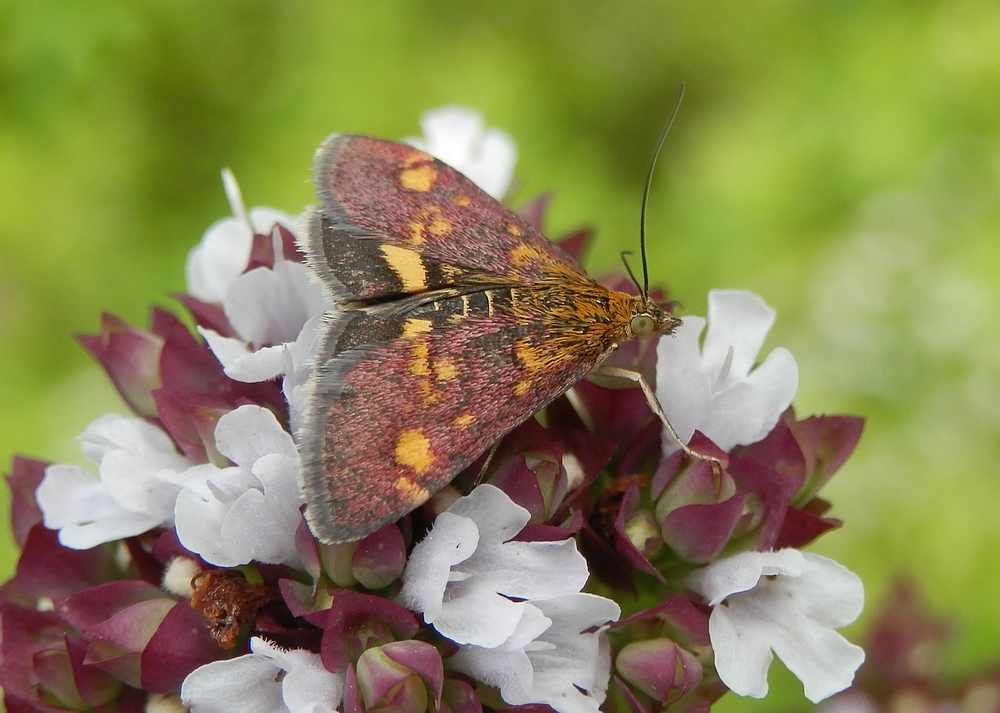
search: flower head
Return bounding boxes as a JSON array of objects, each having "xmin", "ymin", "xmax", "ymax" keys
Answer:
[
  {"xmin": 687, "ymin": 549, "xmax": 865, "ymax": 703},
  {"xmin": 185, "ymin": 170, "xmax": 299, "ymax": 304},
  {"xmin": 451, "ymin": 594, "xmax": 619, "ymax": 713},
  {"xmin": 181, "ymin": 637, "xmax": 344, "ymax": 713},
  {"xmin": 656, "ymin": 290, "xmax": 798, "ymax": 453},
  {"xmin": 37, "ymin": 415, "xmax": 195, "ymax": 549},
  {"xmin": 397, "ymin": 484, "xmax": 592, "ymax": 648},
  {"xmin": 174, "ymin": 404, "xmax": 304, "ymax": 568}
]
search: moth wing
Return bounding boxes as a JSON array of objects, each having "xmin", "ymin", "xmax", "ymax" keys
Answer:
[
  {"xmin": 303, "ymin": 134, "xmax": 587, "ymax": 303},
  {"xmin": 297, "ymin": 287, "xmax": 610, "ymax": 544}
]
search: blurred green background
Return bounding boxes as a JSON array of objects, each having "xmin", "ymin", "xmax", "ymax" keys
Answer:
[{"xmin": 1, "ymin": 0, "xmax": 999, "ymax": 708}]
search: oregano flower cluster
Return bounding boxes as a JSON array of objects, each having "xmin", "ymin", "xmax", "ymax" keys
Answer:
[{"xmin": 1, "ymin": 107, "xmax": 865, "ymax": 713}]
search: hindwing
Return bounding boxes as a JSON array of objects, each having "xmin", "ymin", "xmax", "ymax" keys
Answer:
[{"xmin": 298, "ymin": 283, "xmax": 618, "ymax": 544}]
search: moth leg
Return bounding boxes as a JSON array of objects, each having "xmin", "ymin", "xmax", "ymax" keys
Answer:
[
  {"xmin": 473, "ymin": 439, "xmax": 502, "ymax": 488},
  {"xmin": 593, "ymin": 366, "xmax": 724, "ymax": 472}
]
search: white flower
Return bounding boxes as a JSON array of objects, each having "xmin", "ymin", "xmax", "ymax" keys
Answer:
[
  {"xmin": 189, "ymin": 176, "xmax": 331, "ymax": 435},
  {"xmin": 397, "ymin": 484, "xmax": 591, "ymax": 648},
  {"xmin": 36, "ymin": 415, "xmax": 195, "ymax": 549},
  {"xmin": 405, "ymin": 106, "xmax": 517, "ymax": 200},
  {"xmin": 687, "ymin": 549, "xmax": 865, "ymax": 703},
  {"xmin": 398, "ymin": 485, "xmax": 620, "ymax": 713},
  {"xmin": 185, "ymin": 170, "xmax": 299, "ymax": 304},
  {"xmin": 451, "ymin": 593, "xmax": 618, "ymax": 713},
  {"xmin": 655, "ymin": 289, "xmax": 799, "ymax": 453},
  {"xmin": 280, "ymin": 311, "xmax": 327, "ymax": 434},
  {"xmin": 181, "ymin": 637, "xmax": 343, "ymax": 713},
  {"xmin": 174, "ymin": 405, "xmax": 303, "ymax": 568},
  {"xmin": 198, "ymin": 254, "xmax": 329, "ymax": 389}
]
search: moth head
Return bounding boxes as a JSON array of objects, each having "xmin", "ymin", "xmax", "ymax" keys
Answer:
[{"xmin": 629, "ymin": 298, "xmax": 681, "ymax": 338}]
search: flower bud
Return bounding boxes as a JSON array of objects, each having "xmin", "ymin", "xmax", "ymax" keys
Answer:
[
  {"xmin": 321, "ymin": 541, "xmax": 360, "ymax": 587},
  {"xmin": 489, "ymin": 441, "xmax": 568, "ymax": 524},
  {"xmin": 623, "ymin": 510, "xmax": 663, "ymax": 558},
  {"xmin": 355, "ymin": 641, "xmax": 443, "ymax": 713},
  {"xmin": 440, "ymin": 679, "xmax": 483, "ymax": 713},
  {"xmin": 352, "ymin": 525, "xmax": 407, "ymax": 590},
  {"xmin": 616, "ymin": 638, "xmax": 703, "ymax": 704}
]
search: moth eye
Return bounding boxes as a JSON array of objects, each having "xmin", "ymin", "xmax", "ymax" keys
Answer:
[{"xmin": 630, "ymin": 314, "xmax": 655, "ymax": 335}]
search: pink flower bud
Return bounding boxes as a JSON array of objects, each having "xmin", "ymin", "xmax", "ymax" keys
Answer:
[{"xmin": 616, "ymin": 638, "xmax": 703, "ymax": 703}]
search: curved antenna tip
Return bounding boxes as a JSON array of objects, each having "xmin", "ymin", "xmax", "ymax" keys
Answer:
[{"xmin": 639, "ymin": 83, "xmax": 686, "ymax": 300}]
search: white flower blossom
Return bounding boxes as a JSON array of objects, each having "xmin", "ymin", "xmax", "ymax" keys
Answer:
[
  {"xmin": 451, "ymin": 594, "xmax": 619, "ymax": 713},
  {"xmin": 187, "ymin": 172, "xmax": 332, "ymax": 434},
  {"xmin": 405, "ymin": 106, "xmax": 517, "ymax": 200},
  {"xmin": 398, "ymin": 485, "xmax": 619, "ymax": 713},
  {"xmin": 181, "ymin": 637, "xmax": 343, "ymax": 713},
  {"xmin": 36, "ymin": 415, "xmax": 195, "ymax": 549},
  {"xmin": 198, "ymin": 251, "xmax": 330, "ymax": 430},
  {"xmin": 687, "ymin": 549, "xmax": 865, "ymax": 703},
  {"xmin": 655, "ymin": 289, "xmax": 799, "ymax": 453},
  {"xmin": 397, "ymin": 484, "xmax": 591, "ymax": 648},
  {"xmin": 174, "ymin": 405, "xmax": 303, "ymax": 568},
  {"xmin": 185, "ymin": 170, "xmax": 299, "ymax": 304}
]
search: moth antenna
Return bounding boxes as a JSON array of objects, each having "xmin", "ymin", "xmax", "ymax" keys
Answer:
[
  {"xmin": 620, "ymin": 250, "xmax": 642, "ymax": 294},
  {"xmin": 639, "ymin": 82, "xmax": 686, "ymax": 300}
]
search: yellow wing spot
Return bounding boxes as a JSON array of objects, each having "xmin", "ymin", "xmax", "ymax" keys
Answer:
[
  {"xmin": 453, "ymin": 195, "xmax": 471, "ymax": 207},
  {"xmin": 460, "ymin": 295, "xmax": 471, "ymax": 316},
  {"xmin": 513, "ymin": 380, "xmax": 533, "ymax": 397},
  {"xmin": 402, "ymin": 318, "xmax": 433, "ymax": 339},
  {"xmin": 434, "ymin": 356, "xmax": 458, "ymax": 382},
  {"xmin": 453, "ymin": 414, "xmax": 476, "ymax": 430},
  {"xmin": 381, "ymin": 244, "xmax": 427, "ymax": 292},
  {"xmin": 510, "ymin": 243, "xmax": 547, "ymax": 267},
  {"xmin": 515, "ymin": 340, "xmax": 551, "ymax": 373},
  {"xmin": 394, "ymin": 476, "xmax": 430, "ymax": 507},
  {"xmin": 507, "ymin": 223, "xmax": 523, "ymax": 237},
  {"xmin": 400, "ymin": 166, "xmax": 437, "ymax": 192},
  {"xmin": 429, "ymin": 216, "xmax": 452, "ymax": 236},
  {"xmin": 395, "ymin": 430, "xmax": 434, "ymax": 476},
  {"xmin": 407, "ymin": 221, "xmax": 425, "ymax": 246},
  {"xmin": 404, "ymin": 151, "xmax": 432, "ymax": 166},
  {"xmin": 410, "ymin": 342, "xmax": 430, "ymax": 377},
  {"xmin": 418, "ymin": 380, "xmax": 441, "ymax": 405},
  {"xmin": 485, "ymin": 291, "xmax": 495, "ymax": 316}
]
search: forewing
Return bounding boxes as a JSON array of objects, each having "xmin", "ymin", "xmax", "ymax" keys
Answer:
[
  {"xmin": 303, "ymin": 134, "xmax": 587, "ymax": 303},
  {"xmin": 298, "ymin": 287, "xmax": 610, "ymax": 543}
]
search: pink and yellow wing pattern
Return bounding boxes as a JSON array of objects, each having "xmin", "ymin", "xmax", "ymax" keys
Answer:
[{"xmin": 298, "ymin": 135, "xmax": 615, "ymax": 543}]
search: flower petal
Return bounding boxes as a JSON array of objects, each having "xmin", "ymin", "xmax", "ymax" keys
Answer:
[
  {"xmin": 687, "ymin": 549, "xmax": 805, "ymax": 606},
  {"xmin": 224, "ymin": 262, "xmax": 326, "ymax": 348},
  {"xmin": 181, "ymin": 637, "xmax": 342, "ymax": 713},
  {"xmin": 215, "ymin": 405, "xmax": 298, "ymax": 466},
  {"xmin": 744, "ymin": 347, "xmax": 799, "ymax": 434},
  {"xmin": 656, "ymin": 316, "xmax": 706, "ymax": 371},
  {"xmin": 398, "ymin": 511, "xmax": 479, "ymax": 622},
  {"xmin": 200, "ymin": 328, "xmax": 287, "ymax": 383},
  {"xmin": 701, "ymin": 291, "xmax": 776, "ymax": 383},
  {"xmin": 445, "ymin": 482, "xmax": 529, "ymax": 543},
  {"xmin": 185, "ymin": 218, "xmax": 254, "ymax": 304}
]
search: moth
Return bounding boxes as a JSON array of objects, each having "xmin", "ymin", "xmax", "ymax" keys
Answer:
[{"xmin": 298, "ymin": 129, "xmax": 706, "ymax": 544}]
